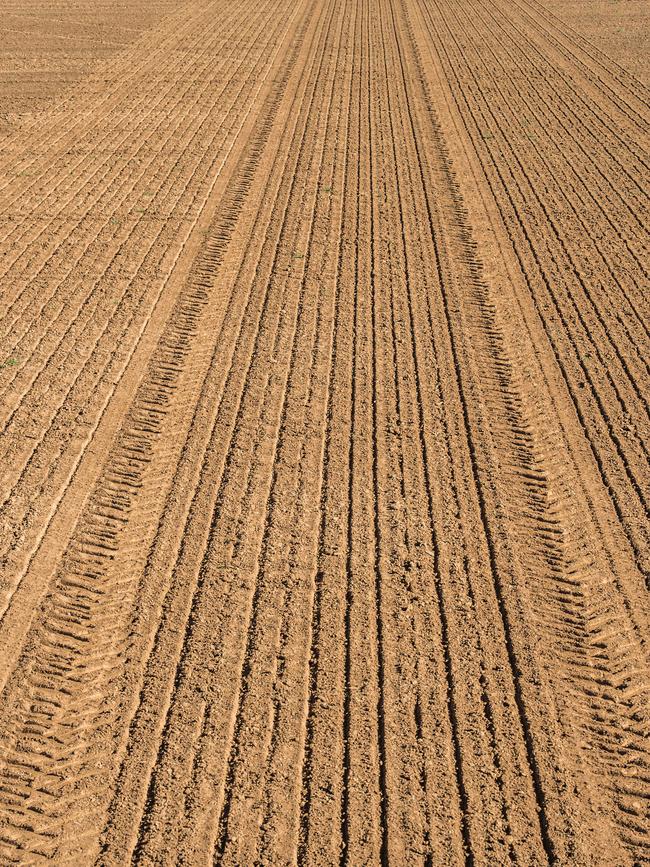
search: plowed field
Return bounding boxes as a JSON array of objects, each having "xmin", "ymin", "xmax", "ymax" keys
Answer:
[
  {"xmin": 0, "ymin": 0, "xmax": 174, "ymax": 127},
  {"xmin": 0, "ymin": 0, "xmax": 648, "ymax": 863}
]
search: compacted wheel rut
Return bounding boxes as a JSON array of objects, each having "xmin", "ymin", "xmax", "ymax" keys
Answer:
[{"xmin": 0, "ymin": 0, "xmax": 648, "ymax": 863}]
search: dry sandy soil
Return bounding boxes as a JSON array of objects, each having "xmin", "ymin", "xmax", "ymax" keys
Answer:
[
  {"xmin": 0, "ymin": 0, "xmax": 175, "ymax": 128},
  {"xmin": 0, "ymin": 0, "xmax": 648, "ymax": 863},
  {"xmin": 539, "ymin": 0, "xmax": 649, "ymax": 86}
]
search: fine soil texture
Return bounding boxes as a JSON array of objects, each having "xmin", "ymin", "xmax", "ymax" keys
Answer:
[
  {"xmin": 0, "ymin": 0, "xmax": 648, "ymax": 864},
  {"xmin": 538, "ymin": 0, "xmax": 649, "ymax": 86},
  {"xmin": 0, "ymin": 0, "xmax": 175, "ymax": 128}
]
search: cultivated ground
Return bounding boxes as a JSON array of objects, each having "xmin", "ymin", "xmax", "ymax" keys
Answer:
[
  {"xmin": 0, "ymin": 0, "xmax": 175, "ymax": 128},
  {"xmin": 0, "ymin": 0, "xmax": 648, "ymax": 864}
]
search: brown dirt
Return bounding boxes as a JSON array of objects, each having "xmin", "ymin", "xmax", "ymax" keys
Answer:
[
  {"xmin": 0, "ymin": 0, "xmax": 648, "ymax": 863},
  {"xmin": 0, "ymin": 0, "xmax": 175, "ymax": 129},
  {"xmin": 536, "ymin": 0, "xmax": 650, "ymax": 86}
]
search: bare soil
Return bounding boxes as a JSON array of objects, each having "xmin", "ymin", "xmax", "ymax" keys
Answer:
[
  {"xmin": 0, "ymin": 0, "xmax": 648, "ymax": 863},
  {"xmin": 538, "ymin": 0, "xmax": 649, "ymax": 85},
  {"xmin": 0, "ymin": 0, "xmax": 175, "ymax": 128}
]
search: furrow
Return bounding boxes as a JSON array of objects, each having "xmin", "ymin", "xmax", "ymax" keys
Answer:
[
  {"xmin": 0, "ymin": 1, "xmax": 310, "ymax": 860},
  {"xmin": 0, "ymin": 0, "xmax": 647, "ymax": 861},
  {"xmin": 413, "ymin": 0, "xmax": 650, "ymax": 579},
  {"xmin": 0, "ymin": 0, "xmax": 278, "ymax": 427},
  {"xmin": 405, "ymin": 0, "xmax": 650, "ymax": 858},
  {"xmin": 511, "ymin": 0, "xmax": 650, "ymax": 128},
  {"xmin": 464, "ymin": 0, "xmax": 650, "ymax": 337},
  {"xmin": 86, "ymin": 1, "xmax": 355, "ymax": 860},
  {"xmin": 129, "ymin": 0, "xmax": 342, "ymax": 856},
  {"xmin": 0, "ymin": 0, "xmax": 293, "ymax": 617}
]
